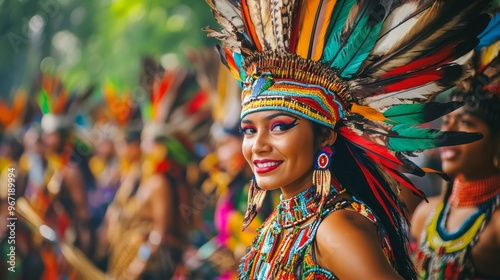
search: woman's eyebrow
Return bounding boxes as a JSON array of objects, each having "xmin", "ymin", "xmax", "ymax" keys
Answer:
[
  {"xmin": 241, "ymin": 119, "xmax": 253, "ymax": 124},
  {"xmin": 265, "ymin": 112, "xmax": 298, "ymax": 120}
]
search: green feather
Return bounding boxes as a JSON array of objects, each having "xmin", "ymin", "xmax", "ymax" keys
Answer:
[
  {"xmin": 388, "ymin": 124, "xmax": 483, "ymax": 152},
  {"xmin": 37, "ymin": 89, "xmax": 51, "ymax": 114},
  {"xmin": 321, "ymin": 0, "xmax": 357, "ymax": 64},
  {"xmin": 383, "ymin": 101, "xmax": 463, "ymax": 125},
  {"xmin": 334, "ymin": 4, "xmax": 386, "ymax": 78}
]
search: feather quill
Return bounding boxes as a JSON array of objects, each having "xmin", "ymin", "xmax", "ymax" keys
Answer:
[
  {"xmin": 321, "ymin": 0, "xmax": 357, "ymax": 63},
  {"xmin": 271, "ymin": 0, "xmax": 285, "ymax": 50},
  {"xmin": 246, "ymin": 0, "xmax": 266, "ymax": 50},
  {"xmin": 366, "ymin": 1, "xmax": 489, "ymax": 77},
  {"xmin": 334, "ymin": 4, "xmax": 386, "ymax": 78},
  {"xmin": 370, "ymin": 1, "xmax": 431, "ymax": 56},
  {"xmin": 260, "ymin": 0, "xmax": 277, "ymax": 49}
]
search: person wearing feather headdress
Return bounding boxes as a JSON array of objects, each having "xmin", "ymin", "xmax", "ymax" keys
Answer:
[
  {"xmin": 19, "ymin": 75, "xmax": 96, "ymax": 279},
  {"xmin": 99, "ymin": 57, "xmax": 211, "ymax": 280},
  {"xmin": 411, "ymin": 11, "xmax": 500, "ymax": 279},
  {"xmin": 205, "ymin": 0, "xmax": 491, "ymax": 279}
]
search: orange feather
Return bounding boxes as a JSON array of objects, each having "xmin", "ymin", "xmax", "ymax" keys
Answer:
[
  {"xmin": 296, "ymin": 0, "xmax": 337, "ymax": 60},
  {"xmin": 242, "ymin": 0, "xmax": 263, "ymax": 51}
]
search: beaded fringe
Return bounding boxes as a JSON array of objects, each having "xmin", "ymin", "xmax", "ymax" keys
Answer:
[
  {"xmin": 243, "ymin": 179, "xmax": 267, "ymax": 231},
  {"xmin": 313, "ymin": 168, "xmax": 331, "ymax": 211}
]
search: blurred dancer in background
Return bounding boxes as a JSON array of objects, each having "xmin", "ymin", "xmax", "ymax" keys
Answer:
[
  {"xmin": 412, "ymin": 12, "xmax": 500, "ymax": 279},
  {"xmin": 99, "ymin": 58, "xmax": 211, "ymax": 280}
]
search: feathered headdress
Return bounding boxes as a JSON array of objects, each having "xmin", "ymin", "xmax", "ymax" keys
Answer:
[
  {"xmin": 140, "ymin": 57, "xmax": 212, "ymax": 167},
  {"xmin": 96, "ymin": 82, "xmax": 143, "ymax": 141},
  {"xmin": 37, "ymin": 75, "xmax": 94, "ymax": 133},
  {"xmin": 453, "ymin": 9, "xmax": 500, "ymax": 130},
  {"xmin": 187, "ymin": 47, "xmax": 243, "ymax": 139},
  {"xmin": 205, "ymin": 0, "xmax": 490, "ymax": 223}
]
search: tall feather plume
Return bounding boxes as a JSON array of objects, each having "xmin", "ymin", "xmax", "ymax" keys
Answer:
[
  {"xmin": 260, "ymin": 0, "xmax": 277, "ymax": 49},
  {"xmin": 322, "ymin": 0, "xmax": 377, "ymax": 65},
  {"xmin": 368, "ymin": 0, "xmax": 433, "ymax": 58},
  {"xmin": 295, "ymin": 0, "xmax": 338, "ymax": 60},
  {"xmin": 334, "ymin": 4, "xmax": 387, "ymax": 78},
  {"xmin": 245, "ymin": 0, "xmax": 266, "ymax": 50},
  {"xmin": 271, "ymin": 0, "xmax": 285, "ymax": 50},
  {"xmin": 365, "ymin": 1, "xmax": 489, "ymax": 77},
  {"xmin": 321, "ymin": 0, "xmax": 357, "ymax": 62}
]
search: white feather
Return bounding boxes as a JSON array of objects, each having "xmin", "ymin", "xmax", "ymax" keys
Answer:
[
  {"xmin": 207, "ymin": 0, "xmax": 244, "ymax": 31},
  {"xmin": 271, "ymin": 0, "xmax": 284, "ymax": 50},
  {"xmin": 372, "ymin": 2, "xmax": 422, "ymax": 56},
  {"xmin": 361, "ymin": 82, "xmax": 443, "ymax": 111}
]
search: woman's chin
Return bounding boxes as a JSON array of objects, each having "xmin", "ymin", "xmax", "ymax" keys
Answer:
[{"xmin": 254, "ymin": 179, "xmax": 280, "ymax": 191}]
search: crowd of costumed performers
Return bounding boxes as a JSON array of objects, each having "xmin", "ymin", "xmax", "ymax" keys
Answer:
[{"xmin": 1, "ymin": 1, "xmax": 500, "ymax": 280}]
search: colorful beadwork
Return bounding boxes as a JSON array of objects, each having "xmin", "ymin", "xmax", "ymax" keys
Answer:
[
  {"xmin": 416, "ymin": 192, "xmax": 500, "ymax": 279},
  {"xmin": 449, "ymin": 174, "xmax": 500, "ymax": 207},
  {"xmin": 239, "ymin": 181, "xmax": 395, "ymax": 279},
  {"xmin": 241, "ymin": 78, "xmax": 347, "ymax": 129}
]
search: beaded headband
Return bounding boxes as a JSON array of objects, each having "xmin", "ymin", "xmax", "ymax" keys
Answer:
[{"xmin": 241, "ymin": 51, "xmax": 349, "ymax": 128}]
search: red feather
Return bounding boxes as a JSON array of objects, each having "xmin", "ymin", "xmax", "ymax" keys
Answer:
[
  {"xmin": 349, "ymin": 148, "xmax": 397, "ymax": 227},
  {"xmin": 339, "ymin": 126, "xmax": 412, "ymax": 173},
  {"xmin": 384, "ymin": 71, "xmax": 442, "ymax": 93},
  {"xmin": 187, "ymin": 89, "xmax": 208, "ymax": 114},
  {"xmin": 289, "ymin": 0, "xmax": 303, "ymax": 53}
]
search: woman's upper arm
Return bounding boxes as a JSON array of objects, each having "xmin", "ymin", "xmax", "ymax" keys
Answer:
[{"xmin": 315, "ymin": 210, "xmax": 403, "ymax": 280}]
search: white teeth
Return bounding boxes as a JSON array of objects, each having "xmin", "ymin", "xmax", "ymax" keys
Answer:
[{"xmin": 256, "ymin": 162, "xmax": 280, "ymax": 168}]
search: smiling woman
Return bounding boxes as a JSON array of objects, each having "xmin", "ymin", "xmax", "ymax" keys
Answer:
[{"xmin": 205, "ymin": 0, "xmax": 490, "ymax": 279}]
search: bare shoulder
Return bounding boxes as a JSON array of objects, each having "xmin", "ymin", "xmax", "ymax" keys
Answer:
[
  {"xmin": 315, "ymin": 210, "xmax": 403, "ymax": 279},
  {"xmin": 491, "ymin": 208, "xmax": 500, "ymax": 240},
  {"xmin": 410, "ymin": 196, "xmax": 442, "ymax": 242}
]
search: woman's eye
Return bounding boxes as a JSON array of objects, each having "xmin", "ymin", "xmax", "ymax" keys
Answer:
[
  {"xmin": 271, "ymin": 119, "xmax": 298, "ymax": 132},
  {"xmin": 240, "ymin": 126, "xmax": 256, "ymax": 135},
  {"xmin": 460, "ymin": 120, "xmax": 473, "ymax": 127}
]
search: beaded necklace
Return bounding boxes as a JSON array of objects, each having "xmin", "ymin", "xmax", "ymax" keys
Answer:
[
  {"xmin": 416, "ymin": 187, "xmax": 500, "ymax": 279},
  {"xmin": 449, "ymin": 174, "xmax": 500, "ymax": 207},
  {"xmin": 239, "ymin": 180, "xmax": 348, "ymax": 279}
]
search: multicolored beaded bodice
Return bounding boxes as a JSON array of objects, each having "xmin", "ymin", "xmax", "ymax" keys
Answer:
[
  {"xmin": 415, "ymin": 193, "xmax": 500, "ymax": 279},
  {"xmin": 239, "ymin": 183, "xmax": 394, "ymax": 279}
]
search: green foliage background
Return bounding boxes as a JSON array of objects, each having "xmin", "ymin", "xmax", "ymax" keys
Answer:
[{"xmin": 0, "ymin": 0, "xmax": 217, "ymax": 99}]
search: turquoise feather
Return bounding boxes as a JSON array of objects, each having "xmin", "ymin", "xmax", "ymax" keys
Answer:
[
  {"xmin": 335, "ymin": 6, "xmax": 385, "ymax": 78},
  {"xmin": 388, "ymin": 124, "xmax": 482, "ymax": 152},
  {"xmin": 321, "ymin": 0, "xmax": 357, "ymax": 64},
  {"xmin": 383, "ymin": 101, "xmax": 462, "ymax": 125}
]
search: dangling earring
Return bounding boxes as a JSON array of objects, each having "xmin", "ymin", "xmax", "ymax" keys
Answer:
[
  {"xmin": 242, "ymin": 177, "xmax": 267, "ymax": 230},
  {"xmin": 313, "ymin": 145, "xmax": 334, "ymax": 209}
]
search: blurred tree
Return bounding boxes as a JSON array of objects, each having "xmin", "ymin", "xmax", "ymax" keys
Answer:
[{"xmin": 0, "ymin": 0, "xmax": 217, "ymax": 99}]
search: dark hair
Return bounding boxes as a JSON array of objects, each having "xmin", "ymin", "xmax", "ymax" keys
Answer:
[{"xmin": 313, "ymin": 123, "xmax": 417, "ymax": 280}]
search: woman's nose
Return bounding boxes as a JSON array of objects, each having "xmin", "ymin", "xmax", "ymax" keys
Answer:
[
  {"xmin": 441, "ymin": 118, "xmax": 456, "ymax": 132},
  {"xmin": 251, "ymin": 130, "xmax": 272, "ymax": 154}
]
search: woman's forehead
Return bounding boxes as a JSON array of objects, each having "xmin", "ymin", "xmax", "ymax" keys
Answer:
[{"xmin": 241, "ymin": 110, "xmax": 302, "ymax": 121}]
